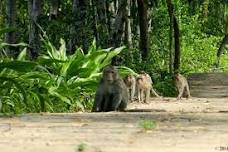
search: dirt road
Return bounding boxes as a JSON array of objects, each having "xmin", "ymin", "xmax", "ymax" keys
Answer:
[{"xmin": 0, "ymin": 98, "xmax": 228, "ymax": 152}]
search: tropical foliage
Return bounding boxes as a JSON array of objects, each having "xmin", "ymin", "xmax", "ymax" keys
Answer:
[{"xmin": 0, "ymin": 36, "xmax": 131, "ymax": 113}]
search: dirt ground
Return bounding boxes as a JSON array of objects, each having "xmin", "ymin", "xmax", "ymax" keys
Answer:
[{"xmin": 1, "ymin": 97, "xmax": 228, "ymax": 152}]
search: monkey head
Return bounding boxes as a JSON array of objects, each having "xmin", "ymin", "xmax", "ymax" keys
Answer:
[
  {"xmin": 103, "ymin": 65, "xmax": 119, "ymax": 83},
  {"xmin": 126, "ymin": 75, "xmax": 134, "ymax": 82},
  {"xmin": 139, "ymin": 71, "xmax": 146, "ymax": 75},
  {"xmin": 124, "ymin": 75, "xmax": 135, "ymax": 87},
  {"xmin": 174, "ymin": 73, "xmax": 180, "ymax": 80}
]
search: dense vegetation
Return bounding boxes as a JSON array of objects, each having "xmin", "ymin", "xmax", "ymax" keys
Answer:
[{"xmin": 0, "ymin": 0, "xmax": 227, "ymax": 114}]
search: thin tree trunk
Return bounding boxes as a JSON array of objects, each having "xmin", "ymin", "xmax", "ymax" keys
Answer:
[
  {"xmin": 28, "ymin": 0, "xmax": 42, "ymax": 59},
  {"xmin": 110, "ymin": 0, "xmax": 128, "ymax": 65},
  {"xmin": 110, "ymin": 0, "xmax": 127, "ymax": 47},
  {"xmin": 49, "ymin": 0, "xmax": 59, "ymax": 20},
  {"xmin": 95, "ymin": 0, "xmax": 108, "ymax": 47},
  {"xmin": 67, "ymin": 0, "xmax": 78, "ymax": 54},
  {"xmin": 216, "ymin": 2, "xmax": 227, "ymax": 68},
  {"xmin": 114, "ymin": 0, "xmax": 118, "ymax": 12},
  {"xmin": 68, "ymin": 0, "xmax": 91, "ymax": 54},
  {"xmin": 124, "ymin": 0, "xmax": 132, "ymax": 48},
  {"xmin": 173, "ymin": 16, "xmax": 180, "ymax": 74},
  {"xmin": 202, "ymin": 0, "xmax": 209, "ymax": 18},
  {"xmin": 166, "ymin": 0, "xmax": 174, "ymax": 74},
  {"xmin": 137, "ymin": 0, "xmax": 149, "ymax": 60},
  {"xmin": 92, "ymin": 0, "xmax": 98, "ymax": 44},
  {"xmin": 79, "ymin": 0, "xmax": 90, "ymax": 52},
  {"xmin": 5, "ymin": 0, "xmax": 17, "ymax": 57},
  {"xmin": 107, "ymin": 1, "xmax": 115, "ymax": 38},
  {"xmin": 131, "ymin": 0, "xmax": 139, "ymax": 36},
  {"xmin": 216, "ymin": 34, "xmax": 228, "ymax": 67}
]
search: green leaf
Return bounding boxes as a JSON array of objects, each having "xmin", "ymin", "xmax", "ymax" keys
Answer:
[
  {"xmin": 17, "ymin": 48, "xmax": 27, "ymax": 61},
  {"xmin": 100, "ymin": 46, "xmax": 126, "ymax": 67},
  {"xmin": 87, "ymin": 38, "xmax": 97, "ymax": 55},
  {"xmin": 59, "ymin": 38, "xmax": 67, "ymax": 61},
  {"xmin": 0, "ymin": 76, "xmax": 27, "ymax": 106},
  {"xmin": 0, "ymin": 61, "xmax": 38, "ymax": 72},
  {"xmin": 37, "ymin": 58, "xmax": 66, "ymax": 66},
  {"xmin": 117, "ymin": 66, "xmax": 138, "ymax": 77},
  {"xmin": 69, "ymin": 77, "xmax": 98, "ymax": 89},
  {"xmin": 0, "ymin": 27, "xmax": 17, "ymax": 36},
  {"xmin": 48, "ymin": 87, "xmax": 72, "ymax": 105},
  {"xmin": 0, "ymin": 42, "xmax": 28, "ymax": 48},
  {"xmin": 19, "ymin": 71, "xmax": 51, "ymax": 80}
]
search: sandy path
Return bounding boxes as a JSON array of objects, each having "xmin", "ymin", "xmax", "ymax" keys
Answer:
[{"xmin": 0, "ymin": 98, "xmax": 228, "ymax": 152}]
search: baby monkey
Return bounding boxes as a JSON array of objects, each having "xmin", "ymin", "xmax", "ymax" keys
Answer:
[
  {"xmin": 124, "ymin": 75, "xmax": 136, "ymax": 101},
  {"xmin": 175, "ymin": 73, "xmax": 191, "ymax": 100}
]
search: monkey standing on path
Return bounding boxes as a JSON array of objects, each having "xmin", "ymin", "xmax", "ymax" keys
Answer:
[
  {"xmin": 136, "ymin": 72, "xmax": 160, "ymax": 103},
  {"xmin": 124, "ymin": 75, "xmax": 136, "ymax": 102},
  {"xmin": 92, "ymin": 65, "xmax": 128, "ymax": 112},
  {"xmin": 175, "ymin": 73, "xmax": 191, "ymax": 100}
]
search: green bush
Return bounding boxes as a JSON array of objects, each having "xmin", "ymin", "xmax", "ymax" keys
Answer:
[{"xmin": 0, "ymin": 37, "xmax": 134, "ymax": 114}]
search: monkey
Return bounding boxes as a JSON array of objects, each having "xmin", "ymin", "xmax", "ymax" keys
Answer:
[
  {"xmin": 92, "ymin": 65, "xmax": 129, "ymax": 112},
  {"xmin": 141, "ymin": 72, "xmax": 160, "ymax": 97},
  {"xmin": 136, "ymin": 72, "xmax": 160, "ymax": 103},
  {"xmin": 124, "ymin": 74, "xmax": 136, "ymax": 102},
  {"xmin": 136, "ymin": 74, "xmax": 151, "ymax": 103},
  {"xmin": 175, "ymin": 73, "xmax": 191, "ymax": 100}
]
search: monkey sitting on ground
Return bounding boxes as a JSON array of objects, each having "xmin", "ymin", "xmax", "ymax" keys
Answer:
[
  {"xmin": 124, "ymin": 75, "xmax": 136, "ymax": 102},
  {"xmin": 92, "ymin": 65, "xmax": 129, "ymax": 112},
  {"xmin": 136, "ymin": 72, "xmax": 160, "ymax": 103},
  {"xmin": 175, "ymin": 73, "xmax": 191, "ymax": 100}
]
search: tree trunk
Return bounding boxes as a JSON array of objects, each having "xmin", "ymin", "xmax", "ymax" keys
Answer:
[
  {"xmin": 216, "ymin": 34, "xmax": 228, "ymax": 67},
  {"xmin": 68, "ymin": 0, "xmax": 91, "ymax": 54},
  {"xmin": 124, "ymin": 0, "xmax": 132, "ymax": 48},
  {"xmin": 137, "ymin": 0, "xmax": 149, "ymax": 60},
  {"xmin": 92, "ymin": 0, "xmax": 98, "ymax": 44},
  {"xmin": 202, "ymin": 0, "xmax": 209, "ymax": 18},
  {"xmin": 110, "ymin": 0, "xmax": 127, "ymax": 47},
  {"xmin": 107, "ymin": 1, "xmax": 115, "ymax": 39},
  {"xmin": 67, "ymin": 0, "xmax": 78, "ymax": 54},
  {"xmin": 5, "ymin": 0, "xmax": 17, "ymax": 57},
  {"xmin": 166, "ymin": 0, "xmax": 174, "ymax": 74},
  {"xmin": 95, "ymin": 0, "xmax": 109, "ymax": 47},
  {"xmin": 131, "ymin": 0, "xmax": 139, "ymax": 36},
  {"xmin": 216, "ymin": 2, "xmax": 228, "ymax": 68},
  {"xmin": 49, "ymin": 0, "xmax": 59, "ymax": 20},
  {"xmin": 28, "ymin": 0, "xmax": 42, "ymax": 60},
  {"xmin": 110, "ymin": 0, "xmax": 128, "ymax": 65},
  {"xmin": 173, "ymin": 16, "xmax": 180, "ymax": 74}
]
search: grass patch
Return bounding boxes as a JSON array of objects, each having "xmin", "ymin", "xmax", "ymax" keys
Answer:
[
  {"xmin": 77, "ymin": 143, "xmax": 87, "ymax": 152},
  {"xmin": 139, "ymin": 120, "xmax": 156, "ymax": 130}
]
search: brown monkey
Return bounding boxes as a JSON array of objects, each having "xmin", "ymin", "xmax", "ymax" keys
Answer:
[
  {"xmin": 124, "ymin": 75, "xmax": 136, "ymax": 101},
  {"xmin": 136, "ymin": 72, "xmax": 159, "ymax": 103},
  {"xmin": 141, "ymin": 72, "xmax": 160, "ymax": 97},
  {"xmin": 175, "ymin": 73, "xmax": 191, "ymax": 100},
  {"xmin": 136, "ymin": 74, "xmax": 151, "ymax": 103},
  {"xmin": 92, "ymin": 65, "xmax": 128, "ymax": 112}
]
